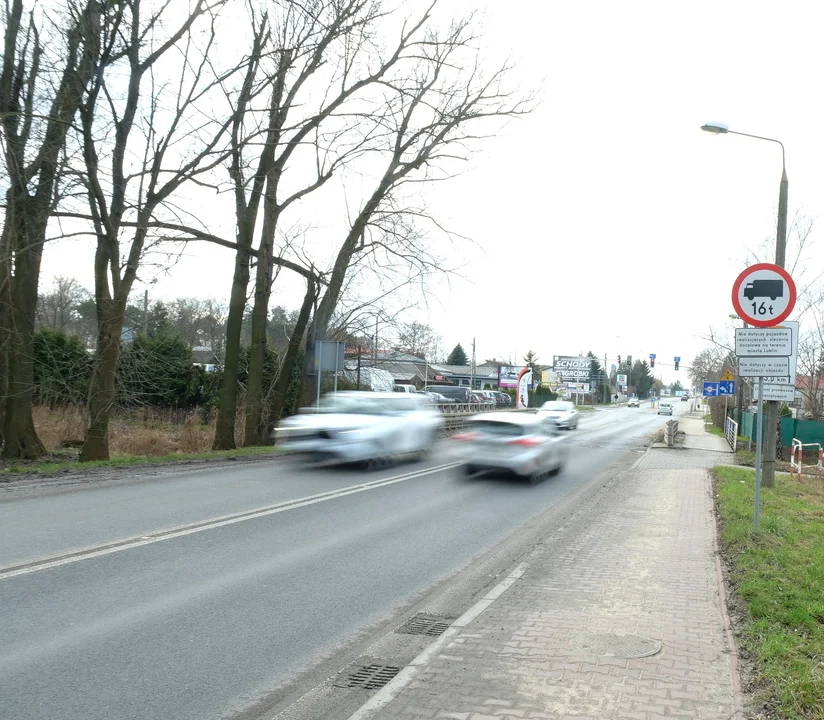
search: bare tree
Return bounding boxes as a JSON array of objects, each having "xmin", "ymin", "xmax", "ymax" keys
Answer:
[
  {"xmin": 397, "ymin": 321, "xmax": 441, "ymax": 360},
  {"xmin": 300, "ymin": 12, "xmax": 533, "ymax": 403},
  {"xmin": 212, "ymin": 0, "xmax": 442, "ymax": 448},
  {"xmin": 73, "ymin": 0, "xmax": 241, "ymax": 461},
  {"xmin": 36, "ymin": 276, "xmax": 91, "ymax": 332},
  {"xmin": 0, "ymin": 0, "xmax": 104, "ymax": 457}
]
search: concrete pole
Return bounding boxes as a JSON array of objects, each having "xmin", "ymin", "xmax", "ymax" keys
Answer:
[{"xmin": 762, "ymin": 165, "xmax": 788, "ymax": 489}]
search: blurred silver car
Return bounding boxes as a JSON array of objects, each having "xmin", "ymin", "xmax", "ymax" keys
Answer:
[
  {"xmin": 536, "ymin": 400, "xmax": 579, "ymax": 429},
  {"xmin": 274, "ymin": 392, "xmax": 443, "ymax": 465},
  {"xmin": 658, "ymin": 402, "xmax": 673, "ymax": 416},
  {"xmin": 451, "ymin": 412, "xmax": 567, "ymax": 482}
]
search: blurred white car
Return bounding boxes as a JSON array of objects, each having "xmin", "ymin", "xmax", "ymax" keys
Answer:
[
  {"xmin": 274, "ymin": 392, "xmax": 443, "ymax": 466},
  {"xmin": 628, "ymin": 398, "xmax": 640, "ymax": 408},
  {"xmin": 658, "ymin": 402, "xmax": 673, "ymax": 416},
  {"xmin": 451, "ymin": 412, "xmax": 567, "ymax": 482},
  {"xmin": 536, "ymin": 400, "xmax": 579, "ymax": 429}
]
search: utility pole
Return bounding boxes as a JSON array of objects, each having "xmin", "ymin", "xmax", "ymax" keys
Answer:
[
  {"xmin": 470, "ymin": 337, "xmax": 476, "ymax": 391},
  {"xmin": 604, "ymin": 352, "xmax": 608, "ymax": 404},
  {"xmin": 374, "ymin": 316, "xmax": 378, "ymax": 370},
  {"xmin": 763, "ymin": 164, "xmax": 789, "ymax": 489},
  {"xmin": 356, "ymin": 344, "xmax": 362, "ymax": 390},
  {"xmin": 143, "ymin": 289, "xmax": 149, "ymax": 336}
]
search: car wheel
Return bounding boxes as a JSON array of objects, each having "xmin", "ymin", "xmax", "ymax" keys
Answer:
[
  {"xmin": 464, "ymin": 464, "xmax": 478, "ymax": 476},
  {"xmin": 529, "ymin": 470, "xmax": 545, "ymax": 485}
]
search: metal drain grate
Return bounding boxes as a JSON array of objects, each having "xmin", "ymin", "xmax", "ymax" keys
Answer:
[
  {"xmin": 335, "ymin": 664, "xmax": 401, "ymax": 690},
  {"xmin": 572, "ymin": 633, "xmax": 661, "ymax": 659},
  {"xmin": 395, "ymin": 614, "xmax": 453, "ymax": 637}
]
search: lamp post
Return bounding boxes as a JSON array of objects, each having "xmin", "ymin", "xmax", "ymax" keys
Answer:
[{"xmin": 702, "ymin": 121, "xmax": 787, "ymax": 488}]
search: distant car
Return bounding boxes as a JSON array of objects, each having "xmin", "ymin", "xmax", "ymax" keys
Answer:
[
  {"xmin": 418, "ymin": 390, "xmax": 454, "ymax": 404},
  {"xmin": 427, "ymin": 385, "xmax": 473, "ymax": 404},
  {"xmin": 451, "ymin": 412, "xmax": 567, "ymax": 482},
  {"xmin": 536, "ymin": 400, "xmax": 579, "ymax": 429},
  {"xmin": 658, "ymin": 402, "xmax": 673, "ymax": 416},
  {"xmin": 628, "ymin": 398, "xmax": 640, "ymax": 408},
  {"xmin": 274, "ymin": 391, "xmax": 443, "ymax": 466},
  {"xmin": 681, "ymin": 395, "xmax": 688, "ymax": 402},
  {"xmin": 478, "ymin": 390, "xmax": 498, "ymax": 406},
  {"xmin": 490, "ymin": 391, "xmax": 510, "ymax": 407}
]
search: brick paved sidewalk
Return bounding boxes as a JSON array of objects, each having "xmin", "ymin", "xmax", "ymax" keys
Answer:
[{"xmin": 352, "ymin": 446, "xmax": 743, "ymax": 720}]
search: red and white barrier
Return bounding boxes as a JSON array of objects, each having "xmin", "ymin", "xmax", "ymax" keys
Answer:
[{"xmin": 790, "ymin": 438, "xmax": 823, "ymax": 479}]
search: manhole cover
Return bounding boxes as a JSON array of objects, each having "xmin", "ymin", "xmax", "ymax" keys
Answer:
[
  {"xmin": 396, "ymin": 614, "xmax": 453, "ymax": 637},
  {"xmin": 334, "ymin": 664, "xmax": 401, "ymax": 690},
  {"xmin": 572, "ymin": 633, "xmax": 661, "ymax": 658}
]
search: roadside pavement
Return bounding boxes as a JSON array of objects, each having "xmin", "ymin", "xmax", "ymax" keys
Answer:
[{"xmin": 348, "ymin": 414, "xmax": 741, "ymax": 720}]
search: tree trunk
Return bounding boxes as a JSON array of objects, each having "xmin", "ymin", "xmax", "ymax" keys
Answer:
[
  {"xmin": 2, "ymin": 199, "xmax": 47, "ymax": 459},
  {"xmin": 268, "ymin": 279, "xmax": 316, "ymax": 426},
  {"xmin": 79, "ymin": 299, "xmax": 124, "ymax": 462},
  {"xmin": 244, "ymin": 235, "xmax": 274, "ymax": 446},
  {"xmin": 0, "ymin": 222, "xmax": 12, "ymax": 449},
  {"xmin": 213, "ymin": 242, "xmax": 252, "ymax": 450}
]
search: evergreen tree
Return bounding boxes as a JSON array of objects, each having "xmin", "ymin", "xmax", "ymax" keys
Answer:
[{"xmin": 446, "ymin": 343, "xmax": 469, "ymax": 365}]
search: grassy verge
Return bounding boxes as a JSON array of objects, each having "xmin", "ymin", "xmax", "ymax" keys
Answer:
[
  {"xmin": 0, "ymin": 445, "xmax": 281, "ymax": 477},
  {"xmin": 714, "ymin": 466, "xmax": 824, "ymax": 718},
  {"xmin": 575, "ymin": 405, "xmax": 597, "ymax": 412}
]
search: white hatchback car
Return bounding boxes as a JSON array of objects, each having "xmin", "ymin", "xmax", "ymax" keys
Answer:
[
  {"xmin": 658, "ymin": 402, "xmax": 673, "ymax": 416},
  {"xmin": 274, "ymin": 392, "xmax": 443, "ymax": 466},
  {"xmin": 451, "ymin": 412, "xmax": 567, "ymax": 483},
  {"xmin": 536, "ymin": 400, "xmax": 579, "ymax": 429}
]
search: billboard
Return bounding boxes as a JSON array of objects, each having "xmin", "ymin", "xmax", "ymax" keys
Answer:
[
  {"xmin": 499, "ymin": 365, "xmax": 534, "ymax": 389},
  {"xmin": 552, "ymin": 355, "xmax": 592, "ymax": 382}
]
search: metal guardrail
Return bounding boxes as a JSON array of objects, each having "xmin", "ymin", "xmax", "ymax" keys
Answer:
[{"xmin": 436, "ymin": 403, "xmax": 533, "ymax": 432}]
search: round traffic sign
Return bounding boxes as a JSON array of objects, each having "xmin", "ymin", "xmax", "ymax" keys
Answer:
[{"xmin": 731, "ymin": 263, "xmax": 796, "ymax": 327}]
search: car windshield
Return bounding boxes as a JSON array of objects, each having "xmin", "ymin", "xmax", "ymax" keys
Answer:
[
  {"xmin": 542, "ymin": 401, "xmax": 573, "ymax": 412},
  {"xmin": 468, "ymin": 420, "xmax": 526, "ymax": 437},
  {"xmin": 316, "ymin": 395, "xmax": 418, "ymax": 414}
]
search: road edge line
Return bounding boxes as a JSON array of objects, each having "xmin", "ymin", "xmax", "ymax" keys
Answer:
[{"xmin": 346, "ymin": 561, "xmax": 529, "ymax": 720}]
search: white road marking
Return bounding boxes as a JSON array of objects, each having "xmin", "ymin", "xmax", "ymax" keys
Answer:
[
  {"xmin": 0, "ymin": 462, "xmax": 460, "ymax": 580},
  {"xmin": 347, "ymin": 562, "xmax": 529, "ymax": 719}
]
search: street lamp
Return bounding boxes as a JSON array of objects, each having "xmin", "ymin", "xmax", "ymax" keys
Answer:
[{"xmin": 702, "ymin": 120, "xmax": 788, "ymax": 493}]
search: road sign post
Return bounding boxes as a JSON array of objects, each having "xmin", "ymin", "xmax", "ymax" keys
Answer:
[
  {"xmin": 732, "ymin": 263, "xmax": 797, "ymax": 530},
  {"xmin": 754, "ymin": 376, "xmax": 763, "ymax": 531}
]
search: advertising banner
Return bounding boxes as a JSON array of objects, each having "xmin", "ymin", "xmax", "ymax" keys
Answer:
[
  {"xmin": 499, "ymin": 365, "xmax": 534, "ymax": 389},
  {"xmin": 553, "ymin": 355, "xmax": 591, "ymax": 382},
  {"xmin": 516, "ymin": 369, "xmax": 533, "ymax": 409}
]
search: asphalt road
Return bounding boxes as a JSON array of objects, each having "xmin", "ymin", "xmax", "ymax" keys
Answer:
[{"xmin": 0, "ymin": 400, "xmax": 684, "ymax": 720}]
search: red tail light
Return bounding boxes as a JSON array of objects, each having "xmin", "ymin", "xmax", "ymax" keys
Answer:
[
  {"xmin": 508, "ymin": 437, "xmax": 542, "ymax": 447},
  {"xmin": 452, "ymin": 432, "xmax": 480, "ymax": 441}
]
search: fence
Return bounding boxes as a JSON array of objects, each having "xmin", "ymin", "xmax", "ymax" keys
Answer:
[{"xmin": 737, "ymin": 411, "xmax": 824, "ymax": 448}]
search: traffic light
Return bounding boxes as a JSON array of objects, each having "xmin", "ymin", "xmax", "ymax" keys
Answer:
[
  {"xmin": 674, "ymin": 360, "xmax": 680, "ymax": 371},
  {"xmin": 649, "ymin": 355, "xmax": 655, "ymax": 368}
]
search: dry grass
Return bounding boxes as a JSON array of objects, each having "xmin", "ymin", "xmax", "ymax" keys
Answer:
[{"xmin": 32, "ymin": 404, "xmax": 249, "ymax": 457}]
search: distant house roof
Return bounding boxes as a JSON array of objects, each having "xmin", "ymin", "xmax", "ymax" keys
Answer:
[
  {"xmin": 796, "ymin": 375, "xmax": 824, "ymax": 391},
  {"xmin": 430, "ymin": 363, "xmax": 499, "ymax": 378},
  {"xmin": 192, "ymin": 347, "xmax": 222, "ymax": 365}
]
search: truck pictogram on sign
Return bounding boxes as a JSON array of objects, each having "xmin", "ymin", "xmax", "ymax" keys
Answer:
[{"xmin": 743, "ymin": 279, "xmax": 783, "ymax": 301}]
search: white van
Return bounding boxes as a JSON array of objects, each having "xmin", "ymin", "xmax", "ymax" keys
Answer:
[{"xmin": 393, "ymin": 384, "xmax": 417, "ymax": 394}]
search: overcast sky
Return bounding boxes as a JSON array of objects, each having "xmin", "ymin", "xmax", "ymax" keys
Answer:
[{"xmin": 39, "ymin": 0, "xmax": 824, "ymax": 386}]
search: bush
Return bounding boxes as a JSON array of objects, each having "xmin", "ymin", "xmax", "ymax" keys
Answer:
[
  {"xmin": 33, "ymin": 328, "xmax": 93, "ymax": 406},
  {"xmin": 117, "ymin": 328, "xmax": 202, "ymax": 408}
]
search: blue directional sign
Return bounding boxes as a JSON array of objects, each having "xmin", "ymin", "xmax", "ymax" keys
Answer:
[
  {"xmin": 703, "ymin": 382, "xmax": 719, "ymax": 397},
  {"xmin": 674, "ymin": 356, "xmax": 681, "ymax": 362},
  {"xmin": 650, "ymin": 353, "xmax": 656, "ymax": 358},
  {"xmin": 718, "ymin": 380, "xmax": 736, "ymax": 396}
]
